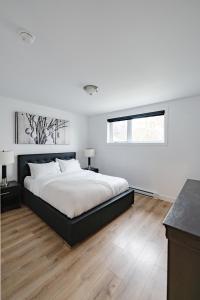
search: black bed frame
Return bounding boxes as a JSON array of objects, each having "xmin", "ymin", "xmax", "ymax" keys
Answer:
[{"xmin": 18, "ymin": 152, "xmax": 134, "ymax": 246}]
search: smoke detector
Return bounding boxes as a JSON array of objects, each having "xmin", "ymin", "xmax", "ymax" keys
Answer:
[
  {"xmin": 83, "ymin": 85, "xmax": 99, "ymax": 95},
  {"xmin": 19, "ymin": 31, "xmax": 36, "ymax": 44}
]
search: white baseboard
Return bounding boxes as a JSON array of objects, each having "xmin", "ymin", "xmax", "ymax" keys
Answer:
[
  {"xmin": 153, "ymin": 193, "xmax": 175, "ymax": 203},
  {"xmin": 130, "ymin": 185, "xmax": 176, "ymax": 203}
]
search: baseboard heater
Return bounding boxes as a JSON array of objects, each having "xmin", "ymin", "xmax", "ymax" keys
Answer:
[{"xmin": 131, "ymin": 187, "xmax": 154, "ymax": 197}]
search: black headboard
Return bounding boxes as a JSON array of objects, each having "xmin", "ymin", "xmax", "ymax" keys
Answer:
[{"xmin": 18, "ymin": 152, "xmax": 76, "ymax": 185}]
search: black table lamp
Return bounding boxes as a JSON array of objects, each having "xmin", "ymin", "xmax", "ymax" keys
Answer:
[
  {"xmin": 0, "ymin": 150, "xmax": 14, "ymax": 187},
  {"xmin": 84, "ymin": 148, "xmax": 95, "ymax": 170}
]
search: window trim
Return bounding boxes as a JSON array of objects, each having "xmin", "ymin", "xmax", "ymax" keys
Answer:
[{"xmin": 107, "ymin": 110, "xmax": 167, "ymax": 145}]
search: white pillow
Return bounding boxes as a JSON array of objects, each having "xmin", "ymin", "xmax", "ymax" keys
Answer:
[
  {"xmin": 56, "ymin": 158, "xmax": 81, "ymax": 173},
  {"xmin": 28, "ymin": 161, "xmax": 61, "ymax": 179}
]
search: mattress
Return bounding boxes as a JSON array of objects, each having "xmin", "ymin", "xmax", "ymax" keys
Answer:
[{"xmin": 24, "ymin": 170, "xmax": 129, "ymax": 219}]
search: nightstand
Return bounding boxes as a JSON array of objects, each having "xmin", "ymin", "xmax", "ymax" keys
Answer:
[
  {"xmin": 83, "ymin": 167, "xmax": 99, "ymax": 173},
  {"xmin": 0, "ymin": 181, "xmax": 21, "ymax": 213}
]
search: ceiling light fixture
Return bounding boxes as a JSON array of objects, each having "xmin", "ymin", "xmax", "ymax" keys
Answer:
[
  {"xmin": 19, "ymin": 31, "xmax": 36, "ymax": 44},
  {"xmin": 83, "ymin": 85, "xmax": 99, "ymax": 95}
]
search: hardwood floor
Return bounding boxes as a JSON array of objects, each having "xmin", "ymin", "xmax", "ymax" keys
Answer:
[{"xmin": 1, "ymin": 194, "xmax": 171, "ymax": 300}]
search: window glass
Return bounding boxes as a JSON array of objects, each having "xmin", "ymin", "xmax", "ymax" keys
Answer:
[
  {"xmin": 131, "ymin": 115, "xmax": 164, "ymax": 143},
  {"xmin": 112, "ymin": 120, "xmax": 128, "ymax": 142}
]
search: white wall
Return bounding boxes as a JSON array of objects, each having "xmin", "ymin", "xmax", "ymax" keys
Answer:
[
  {"xmin": 88, "ymin": 96, "xmax": 200, "ymax": 201},
  {"xmin": 0, "ymin": 96, "xmax": 88, "ymax": 180},
  {"xmin": 1, "ymin": 95, "xmax": 200, "ymax": 201}
]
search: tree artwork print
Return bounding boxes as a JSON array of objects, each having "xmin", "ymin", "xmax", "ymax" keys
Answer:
[{"xmin": 15, "ymin": 112, "xmax": 70, "ymax": 145}]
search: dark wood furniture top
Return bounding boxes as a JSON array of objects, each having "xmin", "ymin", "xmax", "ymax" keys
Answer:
[
  {"xmin": 83, "ymin": 167, "xmax": 99, "ymax": 173},
  {"xmin": 1, "ymin": 181, "xmax": 21, "ymax": 213},
  {"xmin": 163, "ymin": 179, "xmax": 200, "ymax": 300},
  {"xmin": 164, "ymin": 179, "xmax": 200, "ymax": 237}
]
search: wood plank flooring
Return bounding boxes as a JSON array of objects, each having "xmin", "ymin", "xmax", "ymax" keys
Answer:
[{"xmin": 1, "ymin": 194, "xmax": 171, "ymax": 300}]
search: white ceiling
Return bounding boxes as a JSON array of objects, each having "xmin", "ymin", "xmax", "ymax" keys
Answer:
[{"xmin": 0, "ymin": 0, "xmax": 200, "ymax": 115}]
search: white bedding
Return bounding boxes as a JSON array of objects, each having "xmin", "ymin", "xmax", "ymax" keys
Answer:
[{"xmin": 24, "ymin": 170, "xmax": 129, "ymax": 219}]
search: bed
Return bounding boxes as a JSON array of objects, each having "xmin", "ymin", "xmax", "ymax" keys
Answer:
[{"xmin": 18, "ymin": 152, "xmax": 134, "ymax": 246}]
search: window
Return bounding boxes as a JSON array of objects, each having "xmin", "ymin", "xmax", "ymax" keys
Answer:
[
  {"xmin": 107, "ymin": 110, "xmax": 165, "ymax": 144},
  {"xmin": 112, "ymin": 120, "xmax": 127, "ymax": 142}
]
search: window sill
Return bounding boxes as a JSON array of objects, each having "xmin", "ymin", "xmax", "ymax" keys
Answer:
[{"xmin": 106, "ymin": 141, "xmax": 167, "ymax": 146}]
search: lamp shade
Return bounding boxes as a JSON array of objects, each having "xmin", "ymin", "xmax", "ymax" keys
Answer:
[
  {"xmin": 0, "ymin": 151, "xmax": 14, "ymax": 165},
  {"xmin": 84, "ymin": 148, "xmax": 95, "ymax": 158}
]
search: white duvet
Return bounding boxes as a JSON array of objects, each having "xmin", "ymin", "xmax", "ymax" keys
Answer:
[{"xmin": 24, "ymin": 170, "xmax": 129, "ymax": 219}]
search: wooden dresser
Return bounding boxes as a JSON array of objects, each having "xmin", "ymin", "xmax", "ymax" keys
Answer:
[{"xmin": 163, "ymin": 179, "xmax": 200, "ymax": 300}]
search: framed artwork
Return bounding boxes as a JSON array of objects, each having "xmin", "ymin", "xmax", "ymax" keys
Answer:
[{"xmin": 15, "ymin": 112, "xmax": 70, "ymax": 145}]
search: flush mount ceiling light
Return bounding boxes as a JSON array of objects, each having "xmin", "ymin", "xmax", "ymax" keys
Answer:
[
  {"xmin": 19, "ymin": 31, "xmax": 36, "ymax": 44},
  {"xmin": 83, "ymin": 85, "xmax": 99, "ymax": 95}
]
